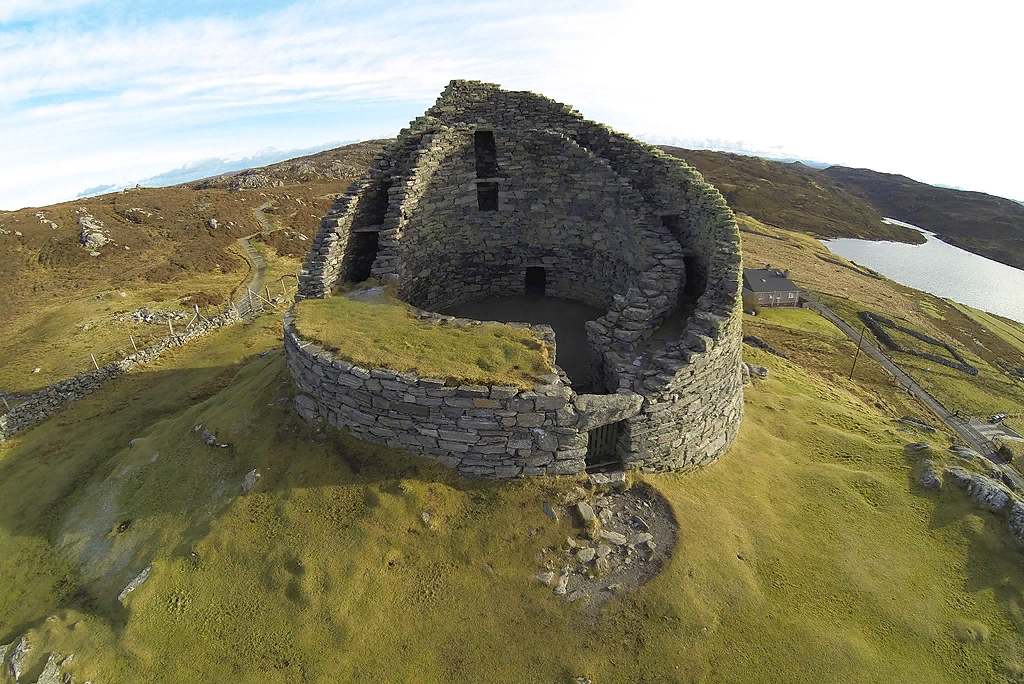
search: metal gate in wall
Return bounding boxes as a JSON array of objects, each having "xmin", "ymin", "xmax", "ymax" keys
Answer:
[{"xmin": 587, "ymin": 422, "xmax": 619, "ymax": 467}]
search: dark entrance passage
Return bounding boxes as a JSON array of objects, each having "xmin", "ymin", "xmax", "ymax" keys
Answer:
[
  {"xmin": 525, "ymin": 267, "xmax": 546, "ymax": 295},
  {"xmin": 587, "ymin": 422, "xmax": 620, "ymax": 470},
  {"xmin": 347, "ymin": 230, "xmax": 379, "ymax": 283}
]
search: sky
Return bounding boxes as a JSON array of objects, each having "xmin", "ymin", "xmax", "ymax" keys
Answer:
[{"xmin": 1, "ymin": 0, "xmax": 1021, "ymax": 211}]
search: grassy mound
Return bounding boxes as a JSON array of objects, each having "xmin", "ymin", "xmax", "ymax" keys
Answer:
[
  {"xmin": 4, "ymin": 311, "xmax": 1024, "ymax": 681},
  {"xmin": 293, "ymin": 295, "xmax": 552, "ymax": 389}
]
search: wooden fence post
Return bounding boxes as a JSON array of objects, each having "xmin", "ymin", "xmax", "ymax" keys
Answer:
[
  {"xmin": 2, "ymin": 395, "xmax": 10, "ymax": 410},
  {"xmin": 168, "ymin": 320, "xmax": 174, "ymax": 336},
  {"xmin": 91, "ymin": 353, "xmax": 99, "ymax": 370},
  {"xmin": 130, "ymin": 335, "xmax": 138, "ymax": 352}
]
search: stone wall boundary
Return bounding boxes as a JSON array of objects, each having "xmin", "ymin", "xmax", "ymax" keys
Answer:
[{"xmin": 0, "ymin": 309, "xmax": 242, "ymax": 443}]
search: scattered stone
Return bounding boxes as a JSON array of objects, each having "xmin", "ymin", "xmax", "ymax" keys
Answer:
[
  {"xmin": 1009, "ymin": 501, "xmax": 1024, "ymax": 548},
  {"xmin": 201, "ymin": 428, "xmax": 216, "ymax": 446},
  {"xmin": 536, "ymin": 571, "xmax": 555, "ymax": 586},
  {"xmin": 565, "ymin": 537, "xmax": 577, "ymax": 549},
  {"xmin": 77, "ymin": 214, "xmax": 110, "ymax": 250},
  {"xmin": 553, "ymin": 568, "xmax": 569, "ymax": 595},
  {"xmin": 596, "ymin": 543, "xmax": 611, "ymax": 558},
  {"xmin": 589, "ymin": 470, "xmax": 627, "ymax": 489},
  {"xmin": 561, "ymin": 486, "xmax": 587, "ymax": 505},
  {"xmin": 606, "ymin": 583, "xmax": 623, "ymax": 593},
  {"xmin": 421, "ymin": 511, "xmax": 431, "ymax": 524},
  {"xmin": 598, "ymin": 507, "xmax": 613, "ymax": 524},
  {"xmin": 950, "ymin": 444, "xmax": 981, "ymax": 461},
  {"xmin": 542, "ymin": 502, "xmax": 558, "ymax": 521},
  {"xmin": 527, "ymin": 526, "xmax": 537, "ymax": 537},
  {"xmin": 629, "ymin": 532, "xmax": 654, "ymax": 548},
  {"xmin": 595, "ymin": 556, "xmax": 611, "ymax": 574},
  {"xmin": 632, "ymin": 515, "xmax": 650, "ymax": 531},
  {"xmin": 576, "ymin": 501, "xmax": 596, "ymax": 525},
  {"xmin": 129, "ymin": 437, "xmax": 143, "ymax": 448},
  {"xmin": 7, "ymin": 636, "xmax": 28, "ymax": 681},
  {"xmin": 944, "ymin": 466, "xmax": 972, "ymax": 488},
  {"xmin": 746, "ymin": 363, "xmax": 769, "ymax": 379},
  {"xmin": 907, "ymin": 442, "xmax": 931, "ymax": 453},
  {"xmin": 118, "ymin": 564, "xmax": 152, "ymax": 603},
  {"xmin": 967, "ymin": 473, "xmax": 1011, "ymax": 512},
  {"xmin": 241, "ymin": 469, "xmax": 261, "ymax": 493},
  {"xmin": 599, "ymin": 530, "xmax": 627, "ymax": 545},
  {"xmin": 741, "ymin": 362, "xmax": 751, "ymax": 385},
  {"xmin": 567, "ymin": 588, "xmax": 589, "ymax": 603},
  {"xmin": 35, "ymin": 651, "xmax": 63, "ymax": 684},
  {"xmin": 576, "ymin": 547, "xmax": 596, "ymax": 563},
  {"xmin": 919, "ymin": 459, "xmax": 941, "ymax": 490}
]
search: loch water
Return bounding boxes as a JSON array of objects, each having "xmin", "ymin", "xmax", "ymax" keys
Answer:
[{"xmin": 822, "ymin": 219, "xmax": 1024, "ymax": 324}]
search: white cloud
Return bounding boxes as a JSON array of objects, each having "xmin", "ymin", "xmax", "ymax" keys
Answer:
[{"xmin": 1, "ymin": 0, "xmax": 1022, "ymax": 209}]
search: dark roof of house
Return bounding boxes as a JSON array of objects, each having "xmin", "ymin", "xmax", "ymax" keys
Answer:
[{"xmin": 743, "ymin": 268, "xmax": 799, "ymax": 293}]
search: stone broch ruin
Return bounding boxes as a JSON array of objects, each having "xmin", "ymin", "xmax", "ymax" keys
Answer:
[{"xmin": 285, "ymin": 80, "xmax": 744, "ymax": 477}]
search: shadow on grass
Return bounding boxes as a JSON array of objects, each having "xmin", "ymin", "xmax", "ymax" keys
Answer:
[
  {"xmin": 901, "ymin": 444, "xmax": 1024, "ymax": 634},
  {"xmin": 0, "ymin": 348, "xmax": 516, "ymax": 647}
]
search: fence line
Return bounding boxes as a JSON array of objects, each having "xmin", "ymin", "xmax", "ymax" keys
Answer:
[{"xmin": 1, "ymin": 274, "xmax": 301, "ymax": 418}]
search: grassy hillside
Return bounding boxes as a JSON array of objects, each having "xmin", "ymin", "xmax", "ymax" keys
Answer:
[
  {"xmin": 820, "ymin": 166, "xmax": 1024, "ymax": 270},
  {"xmin": 6, "ymin": 140, "xmax": 1024, "ymax": 683},
  {"xmin": 5, "ymin": 308, "xmax": 1024, "ymax": 682},
  {"xmin": 661, "ymin": 147, "xmax": 924, "ymax": 244},
  {"xmin": 0, "ymin": 141, "xmax": 384, "ymax": 394}
]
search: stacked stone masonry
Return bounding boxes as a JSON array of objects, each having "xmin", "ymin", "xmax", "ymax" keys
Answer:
[{"xmin": 291, "ymin": 80, "xmax": 744, "ymax": 477}]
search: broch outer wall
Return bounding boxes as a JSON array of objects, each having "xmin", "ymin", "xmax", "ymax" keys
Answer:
[{"xmin": 286, "ymin": 80, "xmax": 744, "ymax": 477}]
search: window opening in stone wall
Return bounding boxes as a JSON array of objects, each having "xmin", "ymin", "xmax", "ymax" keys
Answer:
[
  {"xmin": 525, "ymin": 267, "xmax": 546, "ymax": 295},
  {"xmin": 586, "ymin": 421, "xmax": 620, "ymax": 470},
  {"xmin": 474, "ymin": 131, "xmax": 498, "ymax": 178},
  {"xmin": 477, "ymin": 182, "xmax": 498, "ymax": 211}
]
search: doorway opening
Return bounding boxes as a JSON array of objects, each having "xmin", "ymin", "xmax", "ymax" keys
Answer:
[
  {"xmin": 682, "ymin": 255, "xmax": 704, "ymax": 297},
  {"xmin": 525, "ymin": 266, "xmax": 546, "ymax": 295},
  {"xmin": 346, "ymin": 231, "xmax": 378, "ymax": 283},
  {"xmin": 586, "ymin": 421, "xmax": 620, "ymax": 471}
]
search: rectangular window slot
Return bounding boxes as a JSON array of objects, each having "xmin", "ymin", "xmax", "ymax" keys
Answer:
[
  {"xmin": 477, "ymin": 182, "xmax": 498, "ymax": 211},
  {"xmin": 474, "ymin": 131, "xmax": 498, "ymax": 178}
]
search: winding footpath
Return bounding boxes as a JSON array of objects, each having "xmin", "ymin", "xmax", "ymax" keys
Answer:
[
  {"xmin": 804, "ymin": 297, "xmax": 1003, "ymax": 465},
  {"xmin": 234, "ymin": 236, "xmax": 267, "ymax": 318}
]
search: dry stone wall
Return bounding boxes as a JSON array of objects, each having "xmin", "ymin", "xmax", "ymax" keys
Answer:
[
  {"xmin": 292, "ymin": 80, "xmax": 744, "ymax": 476},
  {"xmin": 0, "ymin": 310, "xmax": 241, "ymax": 442}
]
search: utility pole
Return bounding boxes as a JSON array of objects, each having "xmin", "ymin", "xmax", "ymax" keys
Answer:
[{"xmin": 850, "ymin": 325, "xmax": 866, "ymax": 380}]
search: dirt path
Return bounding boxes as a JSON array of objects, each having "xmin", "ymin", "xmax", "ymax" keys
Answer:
[
  {"xmin": 805, "ymin": 296, "xmax": 1003, "ymax": 464},
  {"xmin": 234, "ymin": 236, "xmax": 267, "ymax": 318}
]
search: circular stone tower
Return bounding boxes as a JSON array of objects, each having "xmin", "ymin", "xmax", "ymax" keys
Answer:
[{"xmin": 285, "ymin": 80, "xmax": 744, "ymax": 478}]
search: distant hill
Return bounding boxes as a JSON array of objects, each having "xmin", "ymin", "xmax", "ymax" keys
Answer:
[
  {"xmin": 661, "ymin": 147, "xmax": 924, "ymax": 244},
  {"xmin": 817, "ymin": 166, "xmax": 1024, "ymax": 270}
]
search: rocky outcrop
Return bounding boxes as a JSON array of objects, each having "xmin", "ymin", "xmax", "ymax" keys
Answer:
[{"xmin": 77, "ymin": 214, "xmax": 110, "ymax": 250}]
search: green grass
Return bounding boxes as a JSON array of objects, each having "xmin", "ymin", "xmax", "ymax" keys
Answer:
[
  {"xmin": 824, "ymin": 295, "xmax": 1024, "ymax": 417},
  {"xmin": 293, "ymin": 295, "xmax": 552, "ymax": 388},
  {"xmin": 4, "ymin": 320, "xmax": 1024, "ymax": 681},
  {"xmin": 949, "ymin": 301, "xmax": 1024, "ymax": 356},
  {"xmin": 748, "ymin": 306, "xmax": 848, "ymax": 341}
]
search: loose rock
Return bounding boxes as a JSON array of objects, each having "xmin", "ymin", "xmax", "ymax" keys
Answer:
[
  {"xmin": 918, "ymin": 459, "xmax": 941, "ymax": 490},
  {"xmin": 241, "ymin": 469, "xmax": 261, "ymax": 493},
  {"xmin": 118, "ymin": 564, "xmax": 152, "ymax": 603},
  {"xmin": 599, "ymin": 530, "xmax": 627, "ymax": 545}
]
